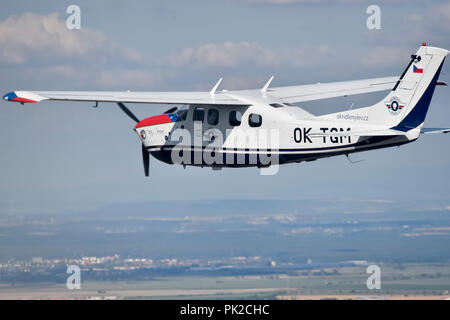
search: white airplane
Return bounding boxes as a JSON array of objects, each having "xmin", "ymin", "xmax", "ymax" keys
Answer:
[{"xmin": 3, "ymin": 44, "xmax": 449, "ymax": 176}]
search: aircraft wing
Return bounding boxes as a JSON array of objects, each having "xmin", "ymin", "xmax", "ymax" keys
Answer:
[
  {"xmin": 264, "ymin": 76, "xmax": 398, "ymax": 103},
  {"xmin": 3, "ymin": 76, "xmax": 398, "ymax": 106},
  {"xmin": 2, "ymin": 90, "xmax": 249, "ymax": 106}
]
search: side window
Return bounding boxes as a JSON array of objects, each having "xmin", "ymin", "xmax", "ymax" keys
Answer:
[
  {"xmin": 248, "ymin": 113, "xmax": 262, "ymax": 127},
  {"xmin": 229, "ymin": 111, "xmax": 242, "ymax": 126},
  {"xmin": 193, "ymin": 107, "xmax": 205, "ymax": 122},
  {"xmin": 207, "ymin": 108, "xmax": 219, "ymax": 126}
]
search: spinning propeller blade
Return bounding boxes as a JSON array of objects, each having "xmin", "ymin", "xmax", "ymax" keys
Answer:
[
  {"xmin": 117, "ymin": 102, "xmax": 140, "ymax": 123},
  {"xmin": 117, "ymin": 102, "xmax": 150, "ymax": 177},
  {"xmin": 164, "ymin": 106, "xmax": 178, "ymax": 114},
  {"xmin": 142, "ymin": 143, "xmax": 150, "ymax": 177}
]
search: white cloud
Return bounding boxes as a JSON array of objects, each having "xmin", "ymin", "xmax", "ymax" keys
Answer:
[
  {"xmin": 362, "ymin": 45, "xmax": 411, "ymax": 68},
  {"xmin": 429, "ymin": 2, "xmax": 450, "ymax": 33},
  {"xmin": 241, "ymin": 0, "xmax": 404, "ymax": 4},
  {"xmin": 0, "ymin": 13, "xmax": 142, "ymax": 66},
  {"xmin": 243, "ymin": 0, "xmax": 324, "ymax": 4},
  {"xmin": 167, "ymin": 41, "xmax": 330, "ymax": 69},
  {"xmin": 167, "ymin": 41, "xmax": 280, "ymax": 68},
  {"xmin": 0, "ymin": 13, "xmax": 332, "ymax": 90},
  {"xmin": 97, "ymin": 70, "xmax": 164, "ymax": 89},
  {"xmin": 404, "ymin": 14, "xmax": 423, "ymax": 24},
  {"xmin": 361, "ymin": 2, "xmax": 450, "ymax": 69},
  {"xmin": 0, "ymin": 13, "xmax": 166, "ymax": 90}
]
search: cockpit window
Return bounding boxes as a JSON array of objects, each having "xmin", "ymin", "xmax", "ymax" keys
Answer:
[
  {"xmin": 193, "ymin": 107, "xmax": 205, "ymax": 122},
  {"xmin": 207, "ymin": 108, "xmax": 219, "ymax": 125},
  {"xmin": 176, "ymin": 109, "xmax": 188, "ymax": 121}
]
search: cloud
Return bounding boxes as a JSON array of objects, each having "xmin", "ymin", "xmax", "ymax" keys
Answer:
[
  {"xmin": 429, "ymin": 2, "xmax": 450, "ymax": 33},
  {"xmin": 97, "ymin": 70, "xmax": 164, "ymax": 89},
  {"xmin": 242, "ymin": 0, "xmax": 324, "ymax": 4},
  {"xmin": 0, "ymin": 12, "xmax": 142, "ymax": 66},
  {"xmin": 0, "ymin": 13, "xmax": 331, "ymax": 90},
  {"xmin": 240, "ymin": 0, "xmax": 406, "ymax": 4},
  {"xmin": 167, "ymin": 41, "xmax": 281, "ymax": 68},
  {"xmin": 365, "ymin": 3, "xmax": 450, "ymax": 48},
  {"xmin": 167, "ymin": 41, "xmax": 330, "ymax": 69},
  {"xmin": 361, "ymin": 2, "xmax": 450, "ymax": 69},
  {"xmin": 362, "ymin": 45, "xmax": 411, "ymax": 68},
  {"xmin": 0, "ymin": 12, "xmax": 165, "ymax": 90}
]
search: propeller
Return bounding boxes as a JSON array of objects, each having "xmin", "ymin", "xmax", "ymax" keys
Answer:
[
  {"xmin": 116, "ymin": 102, "xmax": 150, "ymax": 177},
  {"xmin": 164, "ymin": 106, "xmax": 178, "ymax": 114},
  {"xmin": 142, "ymin": 144, "xmax": 150, "ymax": 177},
  {"xmin": 117, "ymin": 102, "xmax": 140, "ymax": 123}
]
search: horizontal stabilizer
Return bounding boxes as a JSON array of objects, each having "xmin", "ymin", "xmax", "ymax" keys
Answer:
[{"xmin": 420, "ymin": 127, "xmax": 450, "ymax": 134}]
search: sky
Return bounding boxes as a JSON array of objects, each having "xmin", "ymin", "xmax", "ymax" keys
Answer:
[{"xmin": 0, "ymin": 0, "xmax": 449, "ymax": 214}]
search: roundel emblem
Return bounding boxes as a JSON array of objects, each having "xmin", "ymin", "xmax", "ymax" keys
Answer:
[
  {"xmin": 140, "ymin": 130, "xmax": 146, "ymax": 139},
  {"xmin": 391, "ymin": 101, "xmax": 399, "ymax": 112},
  {"xmin": 385, "ymin": 97, "xmax": 405, "ymax": 115}
]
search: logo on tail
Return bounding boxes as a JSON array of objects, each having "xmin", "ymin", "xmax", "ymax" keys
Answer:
[{"xmin": 385, "ymin": 97, "xmax": 405, "ymax": 115}]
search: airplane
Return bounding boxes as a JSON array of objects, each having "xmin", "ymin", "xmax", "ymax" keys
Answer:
[{"xmin": 3, "ymin": 43, "xmax": 449, "ymax": 176}]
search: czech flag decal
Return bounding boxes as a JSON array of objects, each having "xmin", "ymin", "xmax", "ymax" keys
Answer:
[{"xmin": 413, "ymin": 65, "xmax": 423, "ymax": 73}]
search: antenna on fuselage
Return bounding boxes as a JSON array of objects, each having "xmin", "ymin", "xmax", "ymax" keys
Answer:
[
  {"xmin": 345, "ymin": 154, "xmax": 364, "ymax": 164},
  {"xmin": 210, "ymin": 78, "xmax": 223, "ymax": 95},
  {"xmin": 261, "ymin": 76, "xmax": 274, "ymax": 94}
]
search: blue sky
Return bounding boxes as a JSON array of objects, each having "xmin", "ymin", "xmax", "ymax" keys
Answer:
[{"xmin": 0, "ymin": 0, "xmax": 449, "ymax": 214}]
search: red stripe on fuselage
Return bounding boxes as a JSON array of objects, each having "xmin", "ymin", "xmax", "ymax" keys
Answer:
[{"xmin": 136, "ymin": 114, "xmax": 172, "ymax": 128}]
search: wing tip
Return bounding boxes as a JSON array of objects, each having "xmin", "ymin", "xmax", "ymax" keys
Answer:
[{"xmin": 3, "ymin": 91, "xmax": 44, "ymax": 103}]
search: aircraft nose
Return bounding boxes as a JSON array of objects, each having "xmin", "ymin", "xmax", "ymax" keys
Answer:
[
  {"xmin": 137, "ymin": 128, "xmax": 147, "ymax": 140},
  {"xmin": 135, "ymin": 114, "xmax": 174, "ymax": 129}
]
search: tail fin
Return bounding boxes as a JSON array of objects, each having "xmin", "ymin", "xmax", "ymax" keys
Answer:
[
  {"xmin": 390, "ymin": 45, "xmax": 448, "ymax": 131},
  {"xmin": 339, "ymin": 45, "xmax": 448, "ymax": 129}
]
